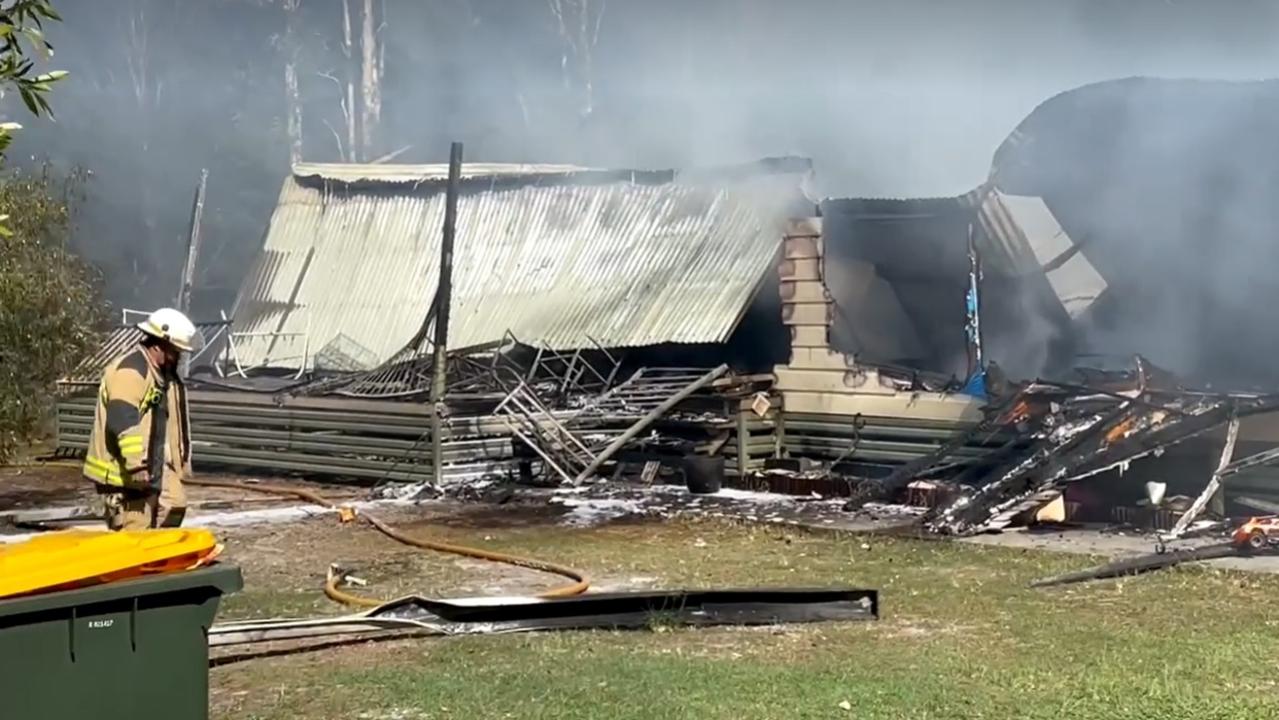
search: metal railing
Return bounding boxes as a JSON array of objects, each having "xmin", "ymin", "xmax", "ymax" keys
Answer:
[{"xmin": 221, "ymin": 310, "xmax": 313, "ymax": 379}]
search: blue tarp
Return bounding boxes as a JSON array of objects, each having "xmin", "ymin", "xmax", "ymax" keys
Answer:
[{"xmin": 961, "ymin": 370, "xmax": 988, "ymax": 399}]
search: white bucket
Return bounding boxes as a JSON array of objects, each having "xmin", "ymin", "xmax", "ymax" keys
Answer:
[{"xmin": 1145, "ymin": 481, "xmax": 1168, "ymax": 507}]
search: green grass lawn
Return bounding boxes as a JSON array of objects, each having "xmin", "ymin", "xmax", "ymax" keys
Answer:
[{"xmin": 211, "ymin": 520, "xmax": 1279, "ymax": 720}]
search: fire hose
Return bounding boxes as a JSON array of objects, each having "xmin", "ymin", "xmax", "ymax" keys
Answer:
[
  {"xmin": 13, "ymin": 461, "xmax": 591, "ymax": 605},
  {"xmin": 186, "ymin": 478, "xmax": 590, "ymax": 606}
]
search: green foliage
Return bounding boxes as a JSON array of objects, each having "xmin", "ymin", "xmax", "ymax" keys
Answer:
[
  {"xmin": 0, "ymin": 1, "xmax": 64, "ymax": 113},
  {"xmin": 0, "ymin": 1, "xmax": 91, "ymax": 462},
  {"xmin": 0, "ymin": 163, "xmax": 102, "ymax": 461},
  {"xmin": 0, "ymin": 0, "xmax": 65, "ymax": 235}
]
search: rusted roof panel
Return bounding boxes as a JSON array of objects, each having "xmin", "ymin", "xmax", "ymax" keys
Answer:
[{"xmin": 230, "ymin": 161, "xmax": 811, "ymax": 369}]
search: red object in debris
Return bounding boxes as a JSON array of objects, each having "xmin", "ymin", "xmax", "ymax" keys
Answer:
[
  {"xmin": 1231, "ymin": 516, "xmax": 1279, "ymax": 551},
  {"xmin": 999, "ymin": 399, "xmax": 1033, "ymax": 425}
]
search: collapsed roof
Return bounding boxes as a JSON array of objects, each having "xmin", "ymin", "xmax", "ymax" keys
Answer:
[
  {"xmin": 820, "ymin": 77, "xmax": 1279, "ymax": 388},
  {"xmin": 990, "ymin": 76, "xmax": 1279, "ymax": 388},
  {"xmin": 816, "ymin": 191, "xmax": 1106, "ymax": 381},
  {"xmin": 230, "ymin": 158, "xmax": 814, "ymax": 371}
]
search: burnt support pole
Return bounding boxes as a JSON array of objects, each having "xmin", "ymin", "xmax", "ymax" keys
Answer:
[
  {"xmin": 965, "ymin": 221, "xmax": 984, "ymax": 373},
  {"xmin": 177, "ymin": 168, "xmax": 209, "ymax": 314},
  {"xmin": 430, "ymin": 142, "xmax": 463, "ymax": 484},
  {"xmin": 774, "ymin": 402, "xmax": 786, "ymax": 459}
]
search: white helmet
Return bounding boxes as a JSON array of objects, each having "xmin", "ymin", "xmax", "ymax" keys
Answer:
[{"xmin": 138, "ymin": 308, "xmax": 198, "ymax": 352}]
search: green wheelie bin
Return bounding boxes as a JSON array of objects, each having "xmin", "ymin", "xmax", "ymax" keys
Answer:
[{"xmin": 0, "ymin": 564, "xmax": 242, "ymax": 720}]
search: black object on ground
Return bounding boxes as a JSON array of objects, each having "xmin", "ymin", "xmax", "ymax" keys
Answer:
[
  {"xmin": 211, "ymin": 587, "xmax": 879, "ymax": 649},
  {"xmin": 684, "ymin": 455, "xmax": 725, "ymax": 494},
  {"xmin": 1029, "ymin": 543, "xmax": 1241, "ymax": 588},
  {"xmin": 385, "ymin": 587, "xmax": 877, "ymax": 627}
]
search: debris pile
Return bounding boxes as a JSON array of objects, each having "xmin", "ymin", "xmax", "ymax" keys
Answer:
[
  {"xmin": 828, "ymin": 356, "xmax": 1279, "ymax": 537},
  {"xmin": 544, "ymin": 481, "xmax": 872, "ymax": 529},
  {"xmin": 56, "ymin": 330, "xmax": 761, "ymax": 491}
]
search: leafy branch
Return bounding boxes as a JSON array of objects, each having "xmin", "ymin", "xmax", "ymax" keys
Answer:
[{"xmin": 0, "ymin": 1, "xmax": 65, "ymax": 235}]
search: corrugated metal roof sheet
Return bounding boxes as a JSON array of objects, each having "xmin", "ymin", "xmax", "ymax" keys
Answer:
[
  {"xmin": 230, "ymin": 163, "xmax": 810, "ymax": 369},
  {"xmin": 977, "ymin": 190, "xmax": 1107, "ymax": 318},
  {"xmin": 292, "ymin": 162, "xmax": 595, "ymax": 185}
]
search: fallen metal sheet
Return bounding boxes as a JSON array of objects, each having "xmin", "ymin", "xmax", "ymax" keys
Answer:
[
  {"xmin": 210, "ymin": 587, "xmax": 878, "ymax": 647},
  {"xmin": 385, "ymin": 586, "xmax": 877, "ymax": 625},
  {"xmin": 210, "ymin": 616, "xmax": 446, "ymax": 647}
]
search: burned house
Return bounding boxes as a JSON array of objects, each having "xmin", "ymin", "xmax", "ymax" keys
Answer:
[
  {"xmin": 57, "ymin": 157, "xmax": 1046, "ymax": 491},
  {"xmin": 59, "ymin": 158, "xmax": 815, "ymax": 483},
  {"xmin": 54, "ymin": 78, "xmax": 1279, "ymax": 537},
  {"xmin": 991, "ymin": 76, "xmax": 1279, "ymax": 388},
  {"xmin": 755, "ymin": 78, "xmax": 1279, "ymax": 533},
  {"xmin": 966, "ymin": 77, "xmax": 1279, "ymax": 529}
]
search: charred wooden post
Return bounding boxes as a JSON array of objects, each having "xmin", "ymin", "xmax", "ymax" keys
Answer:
[
  {"xmin": 177, "ymin": 168, "xmax": 208, "ymax": 315},
  {"xmin": 430, "ymin": 142, "xmax": 463, "ymax": 483},
  {"xmin": 774, "ymin": 399, "xmax": 786, "ymax": 459}
]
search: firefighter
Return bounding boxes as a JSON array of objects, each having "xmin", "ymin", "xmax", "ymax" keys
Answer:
[{"xmin": 82, "ymin": 308, "xmax": 197, "ymax": 530}]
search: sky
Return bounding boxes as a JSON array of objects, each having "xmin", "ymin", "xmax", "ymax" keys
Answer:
[
  {"xmin": 7, "ymin": 0, "xmax": 1279, "ymax": 318},
  {"xmin": 537, "ymin": 0, "xmax": 1279, "ymax": 197}
]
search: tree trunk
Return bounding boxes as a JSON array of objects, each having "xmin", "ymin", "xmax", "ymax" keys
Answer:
[
  {"xmin": 547, "ymin": 0, "xmax": 605, "ymax": 121},
  {"xmin": 285, "ymin": 61, "xmax": 302, "ymax": 166},
  {"xmin": 360, "ymin": 0, "xmax": 381, "ymax": 159},
  {"xmin": 125, "ymin": 0, "xmax": 161, "ymax": 303},
  {"xmin": 341, "ymin": 0, "xmax": 359, "ymax": 161},
  {"xmin": 284, "ymin": 0, "xmax": 304, "ymax": 167}
]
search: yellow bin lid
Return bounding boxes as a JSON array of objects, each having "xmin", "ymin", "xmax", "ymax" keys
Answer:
[{"xmin": 0, "ymin": 529, "xmax": 221, "ymax": 599}]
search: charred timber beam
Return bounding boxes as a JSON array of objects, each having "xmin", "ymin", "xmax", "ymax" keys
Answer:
[
  {"xmin": 1030, "ymin": 543, "xmax": 1242, "ymax": 588},
  {"xmin": 1218, "ymin": 444, "xmax": 1279, "ymax": 479},
  {"xmin": 1165, "ymin": 415, "xmax": 1241, "ymax": 540},
  {"xmin": 430, "ymin": 141, "xmax": 463, "ymax": 484},
  {"xmin": 843, "ymin": 391, "xmax": 1027, "ymax": 511},
  {"xmin": 930, "ymin": 394, "xmax": 1279, "ymax": 535}
]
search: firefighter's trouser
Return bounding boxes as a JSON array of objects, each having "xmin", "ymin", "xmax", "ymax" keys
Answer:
[{"xmin": 96, "ymin": 472, "xmax": 187, "ymax": 530}]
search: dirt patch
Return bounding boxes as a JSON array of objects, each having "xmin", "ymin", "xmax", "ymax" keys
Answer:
[
  {"xmin": 211, "ymin": 501, "xmax": 592, "ymax": 623},
  {"xmin": 210, "ymin": 633, "xmax": 436, "ymax": 718},
  {"xmin": 876, "ymin": 619, "xmax": 979, "ymax": 640},
  {"xmin": 0, "ymin": 463, "xmax": 89, "ymax": 510},
  {"xmin": 0, "ymin": 469, "xmax": 370, "ymax": 533},
  {"xmin": 398, "ymin": 499, "xmax": 569, "ymax": 531}
]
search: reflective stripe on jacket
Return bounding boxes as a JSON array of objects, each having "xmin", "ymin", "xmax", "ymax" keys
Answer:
[{"xmin": 82, "ymin": 346, "xmax": 191, "ymax": 489}]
